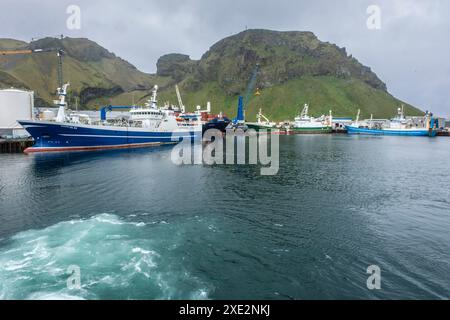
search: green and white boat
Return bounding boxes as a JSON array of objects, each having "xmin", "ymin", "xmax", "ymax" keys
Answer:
[
  {"xmin": 246, "ymin": 109, "xmax": 279, "ymax": 133},
  {"xmin": 292, "ymin": 104, "xmax": 332, "ymax": 134}
]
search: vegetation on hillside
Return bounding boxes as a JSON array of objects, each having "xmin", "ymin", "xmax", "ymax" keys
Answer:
[{"xmin": 0, "ymin": 30, "xmax": 423, "ymax": 120}]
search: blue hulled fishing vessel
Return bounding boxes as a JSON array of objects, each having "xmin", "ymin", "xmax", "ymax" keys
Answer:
[
  {"xmin": 346, "ymin": 107, "xmax": 437, "ymax": 137},
  {"xmin": 19, "ymin": 85, "xmax": 201, "ymax": 153}
]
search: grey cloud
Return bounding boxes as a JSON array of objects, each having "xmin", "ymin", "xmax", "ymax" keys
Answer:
[{"xmin": 0, "ymin": 0, "xmax": 449, "ymax": 115}]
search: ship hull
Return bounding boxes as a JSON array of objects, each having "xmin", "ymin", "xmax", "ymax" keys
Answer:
[
  {"xmin": 346, "ymin": 126, "xmax": 437, "ymax": 137},
  {"xmin": 202, "ymin": 118, "xmax": 231, "ymax": 133},
  {"xmin": 246, "ymin": 123, "xmax": 274, "ymax": 131},
  {"xmin": 291, "ymin": 126, "xmax": 332, "ymax": 134},
  {"xmin": 18, "ymin": 121, "xmax": 200, "ymax": 153},
  {"xmin": 246, "ymin": 123, "xmax": 284, "ymax": 134}
]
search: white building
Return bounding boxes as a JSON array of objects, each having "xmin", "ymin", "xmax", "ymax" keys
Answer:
[{"xmin": 0, "ymin": 88, "xmax": 34, "ymax": 138}]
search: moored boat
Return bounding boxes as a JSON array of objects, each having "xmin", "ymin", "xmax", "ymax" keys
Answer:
[
  {"xmin": 292, "ymin": 104, "xmax": 332, "ymax": 134},
  {"xmin": 246, "ymin": 109, "xmax": 279, "ymax": 133},
  {"xmin": 175, "ymin": 85, "xmax": 230, "ymax": 133},
  {"xmin": 346, "ymin": 107, "xmax": 437, "ymax": 137},
  {"xmin": 202, "ymin": 113, "xmax": 231, "ymax": 133},
  {"xmin": 19, "ymin": 85, "xmax": 201, "ymax": 153}
]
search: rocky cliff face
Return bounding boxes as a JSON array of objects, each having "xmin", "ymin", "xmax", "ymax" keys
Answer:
[
  {"xmin": 0, "ymin": 30, "xmax": 420, "ymax": 119},
  {"xmin": 158, "ymin": 29, "xmax": 387, "ymax": 95}
]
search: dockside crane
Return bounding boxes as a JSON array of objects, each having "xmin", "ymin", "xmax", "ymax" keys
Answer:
[
  {"xmin": 244, "ymin": 63, "xmax": 260, "ymax": 109},
  {"xmin": 0, "ymin": 47, "xmax": 66, "ymax": 90},
  {"xmin": 233, "ymin": 64, "xmax": 260, "ymax": 125},
  {"xmin": 175, "ymin": 84, "xmax": 185, "ymax": 113}
]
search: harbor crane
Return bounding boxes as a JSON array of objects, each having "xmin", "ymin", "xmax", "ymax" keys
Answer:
[
  {"xmin": 175, "ymin": 84, "xmax": 185, "ymax": 113},
  {"xmin": 176, "ymin": 84, "xmax": 211, "ymax": 115},
  {"xmin": 244, "ymin": 63, "xmax": 260, "ymax": 109},
  {"xmin": 233, "ymin": 64, "xmax": 260, "ymax": 124}
]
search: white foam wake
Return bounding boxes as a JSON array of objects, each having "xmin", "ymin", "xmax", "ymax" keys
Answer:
[{"xmin": 0, "ymin": 214, "xmax": 210, "ymax": 300}]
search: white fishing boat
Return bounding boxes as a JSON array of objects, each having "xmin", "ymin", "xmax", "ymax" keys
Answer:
[{"xmin": 292, "ymin": 104, "xmax": 332, "ymax": 134}]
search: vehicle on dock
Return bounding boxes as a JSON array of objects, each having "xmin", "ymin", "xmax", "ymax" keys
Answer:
[
  {"xmin": 292, "ymin": 104, "xmax": 332, "ymax": 134},
  {"xmin": 18, "ymin": 85, "xmax": 201, "ymax": 153},
  {"xmin": 346, "ymin": 106, "xmax": 437, "ymax": 137}
]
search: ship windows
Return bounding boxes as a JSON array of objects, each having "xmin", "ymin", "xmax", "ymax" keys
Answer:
[{"xmin": 133, "ymin": 111, "xmax": 163, "ymax": 116}]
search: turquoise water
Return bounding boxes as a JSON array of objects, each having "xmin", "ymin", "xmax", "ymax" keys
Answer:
[{"xmin": 0, "ymin": 135, "xmax": 449, "ymax": 299}]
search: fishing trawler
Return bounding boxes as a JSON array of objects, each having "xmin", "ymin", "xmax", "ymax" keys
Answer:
[
  {"xmin": 175, "ymin": 85, "xmax": 230, "ymax": 133},
  {"xmin": 201, "ymin": 113, "xmax": 231, "ymax": 133},
  {"xmin": 18, "ymin": 84, "xmax": 202, "ymax": 153},
  {"xmin": 292, "ymin": 104, "xmax": 332, "ymax": 134},
  {"xmin": 346, "ymin": 106, "xmax": 437, "ymax": 136},
  {"xmin": 246, "ymin": 109, "xmax": 277, "ymax": 131}
]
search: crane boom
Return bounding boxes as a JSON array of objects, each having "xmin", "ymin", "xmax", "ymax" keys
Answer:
[
  {"xmin": 175, "ymin": 84, "xmax": 185, "ymax": 113},
  {"xmin": 0, "ymin": 48, "xmax": 53, "ymax": 55},
  {"xmin": 244, "ymin": 64, "xmax": 259, "ymax": 109},
  {"xmin": 57, "ymin": 51, "xmax": 63, "ymax": 89},
  {"xmin": 0, "ymin": 47, "xmax": 64, "ymax": 88},
  {"xmin": 233, "ymin": 64, "xmax": 260, "ymax": 124},
  {"xmin": 0, "ymin": 49, "xmax": 33, "ymax": 55}
]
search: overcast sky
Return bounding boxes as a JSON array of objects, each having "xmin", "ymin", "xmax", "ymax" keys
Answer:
[{"xmin": 1, "ymin": 0, "xmax": 449, "ymax": 116}]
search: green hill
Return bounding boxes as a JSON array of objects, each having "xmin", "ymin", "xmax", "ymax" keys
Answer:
[
  {"xmin": 0, "ymin": 37, "xmax": 170, "ymax": 108},
  {"xmin": 0, "ymin": 30, "xmax": 423, "ymax": 121}
]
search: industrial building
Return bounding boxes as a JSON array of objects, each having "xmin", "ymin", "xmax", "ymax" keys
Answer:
[
  {"xmin": 0, "ymin": 88, "xmax": 34, "ymax": 138},
  {"xmin": 434, "ymin": 117, "xmax": 446, "ymax": 130}
]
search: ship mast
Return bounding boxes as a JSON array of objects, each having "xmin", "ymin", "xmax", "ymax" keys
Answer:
[
  {"xmin": 355, "ymin": 109, "xmax": 361, "ymax": 125},
  {"xmin": 257, "ymin": 108, "xmax": 271, "ymax": 124},
  {"xmin": 55, "ymin": 83, "xmax": 70, "ymax": 122},
  {"xmin": 150, "ymin": 85, "xmax": 158, "ymax": 109},
  {"xmin": 300, "ymin": 104, "xmax": 309, "ymax": 119}
]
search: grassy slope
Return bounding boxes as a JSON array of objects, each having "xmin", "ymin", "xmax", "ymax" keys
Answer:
[
  {"xmin": 244, "ymin": 76, "xmax": 421, "ymax": 121},
  {"xmin": 0, "ymin": 51, "xmax": 421, "ymax": 120},
  {"xmin": 0, "ymin": 38, "xmax": 167, "ymax": 105},
  {"xmin": 0, "ymin": 39, "xmax": 27, "ymax": 50},
  {"xmin": 152, "ymin": 76, "xmax": 422, "ymax": 122},
  {"xmin": 84, "ymin": 75, "xmax": 172, "ymax": 109},
  {"xmin": 0, "ymin": 37, "xmax": 423, "ymax": 120},
  {"xmin": 1, "ymin": 53, "xmax": 169, "ymax": 105}
]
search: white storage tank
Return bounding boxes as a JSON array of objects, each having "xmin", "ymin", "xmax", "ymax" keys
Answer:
[
  {"xmin": 0, "ymin": 88, "xmax": 34, "ymax": 129},
  {"xmin": 0, "ymin": 88, "xmax": 34, "ymax": 138}
]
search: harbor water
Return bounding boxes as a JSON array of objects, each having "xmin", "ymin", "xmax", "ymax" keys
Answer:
[{"xmin": 0, "ymin": 135, "xmax": 449, "ymax": 299}]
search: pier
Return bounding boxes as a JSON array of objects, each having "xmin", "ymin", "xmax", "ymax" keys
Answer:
[{"xmin": 0, "ymin": 138, "xmax": 33, "ymax": 153}]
